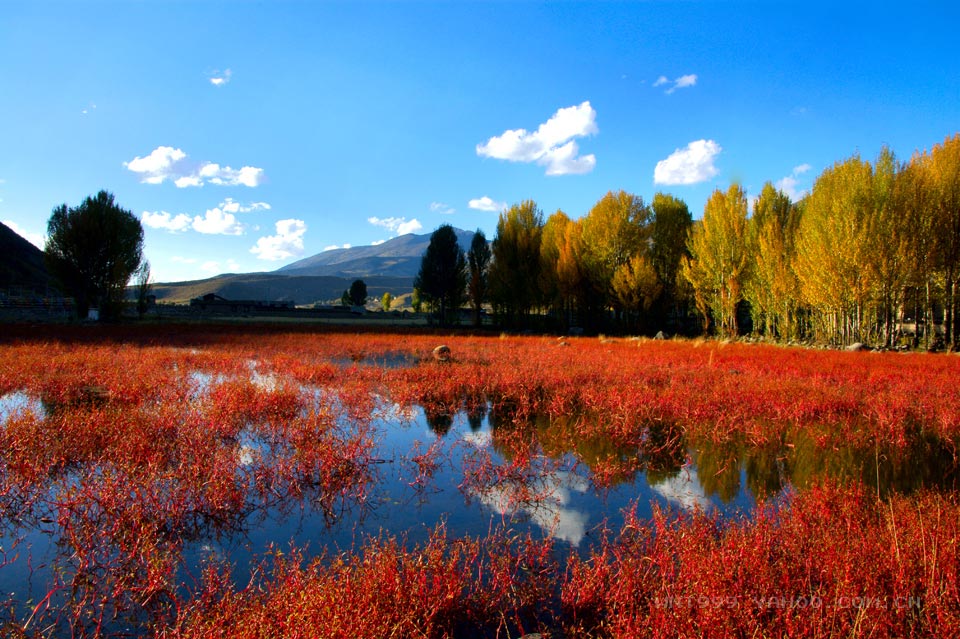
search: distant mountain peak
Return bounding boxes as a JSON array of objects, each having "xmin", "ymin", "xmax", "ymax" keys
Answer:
[{"xmin": 278, "ymin": 227, "xmax": 476, "ymax": 279}]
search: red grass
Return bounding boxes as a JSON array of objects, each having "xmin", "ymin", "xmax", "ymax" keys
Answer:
[{"xmin": 0, "ymin": 324, "xmax": 958, "ymax": 637}]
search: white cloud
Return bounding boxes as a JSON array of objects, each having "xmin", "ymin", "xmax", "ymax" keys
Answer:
[
  {"xmin": 209, "ymin": 69, "xmax": 232, "ymax": 87},
  {"xmin": 251, "ymin": 219, "xmax": 307, "ymax": 260},
  {"xmin": 672, "ymin": 74, "xmax": 698, "ymax": 91},
  {"xmin": 398, "ymin": 220, "xmax": 423, "ymax": 235},
  {"xmin": 141, "ymin": 211, "xmax": 193, "ymax": 233},
  {"xmin": 192, "ymin": 206, "xmax": 245, "ymax": 235},
  {"xmin": 200, "ymin": 163, "xmax": 264, "ymax": 187},
  {"xmin": 430, "ymin": 202, "xmax": 455, "ymax": 215},
  {"xmin": 125, "ymin": 146, "xmax": 187, "ymax": 184},
  {"xmin": 654, "ymin": 139, "xmax": 722, "ymax": 185},
  {"xmin": 371, "ymin": 239, "xmax": 386, "ymax": 246},
  {"xmin": 3, "ymin": 220, "xmax": 44, "ymax": 249},
  {"xmin": 125, "ymin": 146, "xmax": 264, "ymax": 187},
  {"xmin": 323, "ymin": 243, "xmax": 352, "ymax": 252},
  {"xmin": 174, "ymin": 176, "xmax": 203, "ymax": 188},
  {"xmin": 776, "ymin": 164, "xmax": 813, "ymax": 201},
  {"xmin": 655, "ymin": 73, "xmax": 698, "ymax": 94},
  {"xmin": 220, "ymin": 198, "xmax": 270, "ymax": 214},
  {"xmin": 476, "ymin": 101, "xmax": 598, "ymax": 175},
  {"xmin": 367, "ymin": 216, "xmax": 423, "ymax": 235},
  {"xmin": 142, "ymin": 199, "xmax": 267, "ymax": 235},
  {"xmin": 468, "ymin": 196, "xmax": 506, "ymax": 212}
]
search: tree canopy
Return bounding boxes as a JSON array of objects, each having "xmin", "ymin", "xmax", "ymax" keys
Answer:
[
  {"xmin": 347, "ymin": 279, "xmax": 368, "ymax": 307},
  {"xmin": 467, "ymin": 229, "xmax": 491, "ymax": 327},
  {"xmin": 45, "ymin": 190, "xmax": 144, "ymax": 320},
  {"xmin": 488, "ymin": 201, "xmax": 543, "ymax": 328},
  {"xmin": 414, "ymin": 224, "xmax": 467, "ymax": 326},
  {"xmin": 681, "ymin": 184, "xmax": 750, "ymax": 336}
]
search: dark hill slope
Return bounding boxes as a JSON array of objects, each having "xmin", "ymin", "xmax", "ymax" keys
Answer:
[{"xmin": 0, "ymin": 222, "xmax": 52, "ymax": 291}]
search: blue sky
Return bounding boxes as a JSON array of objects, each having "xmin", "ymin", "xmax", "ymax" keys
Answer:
[{"xmin": 2, "ymin": 1, "xmax": 958, "ymax": 283}]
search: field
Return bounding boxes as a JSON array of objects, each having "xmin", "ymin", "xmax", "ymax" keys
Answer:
[{"xmin": 0, "ymin": 324, "xmax": 958, "ymax": 638}]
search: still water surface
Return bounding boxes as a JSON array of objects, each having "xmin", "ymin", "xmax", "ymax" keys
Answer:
[{"xmin": 0, "ymin": 377, "xmax": 956, "ymax": 635}]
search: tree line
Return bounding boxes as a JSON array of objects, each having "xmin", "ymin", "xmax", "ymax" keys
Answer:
[{"xmin": 416, "ymin": 133, "xmax": 960, "ymax": 348}]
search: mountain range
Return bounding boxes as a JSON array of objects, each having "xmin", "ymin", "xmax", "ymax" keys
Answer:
[
  {"xmin": 278, "ymin": 227, "xmax": 475, "ymax": 279},
  {"xmin": 0, "ymin": 224, "xmax": 479, "ymax": 306}
]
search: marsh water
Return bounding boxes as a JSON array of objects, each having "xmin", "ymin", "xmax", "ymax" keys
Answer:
[{"xmin": 0, "ymin": 375, "xmax": 957, "ymax": 635}]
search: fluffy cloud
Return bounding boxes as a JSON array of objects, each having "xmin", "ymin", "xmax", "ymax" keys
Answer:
[
  {"xmin": 476, "ymin": 101, "xmax": 597, "ymax": 175},
  {"xmin": 654, "ymin": 139, "xmax": 722, "ymax": 185},
  {"xmin": 323, "ymin": 243, "xmax": 352, "ymax": 252},
  {"xmin": 200, "ymin": 163, "xmax": 264, "ymax": 187},
  {"xmin": 654, "ymin": 74, "xmax": 698, "ymax": 94},
  {"xmin": 192, "ymin": 206, "xmax": 245, "ymax": 235},
  {"xmin": 141, "ymin": 199, "xmax": 267, "ymax": 235},
  {"xmin": 209, "ymin": 69, "xmax": 232, "ymax": 87},
  {"xmin": 776, "ymin": 164, "xmax": 813, "ymax": 201},
  {"xmin": 141, "ymin": 211, "xmax": 193, "ymax": 233},
  {"xmin": 125, "ymin": 146, "xmax": 187, "ymax": 184},
  {"xmin": 3, "ymin": 220, "xmax": 44, "ymax": 249},
  {"xmin": 250, "ymin": 219, "xmax": 307, "ymax": 260},
  {"xmin": 367, "ymin": 216, "xmax": 423, "ymax": 235},
  {"xmin": 468, "ymin": 196, "xmax": 506, "ymax": 212},
  {"xmin": 125, "ymin": 146, "xmax": 264, "ymax": 187}
]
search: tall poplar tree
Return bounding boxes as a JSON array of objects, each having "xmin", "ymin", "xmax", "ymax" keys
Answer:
[
  {"xmin": 794, "ymin": 155, "xmax": 875, "ymax": 343},
  {"xmin": 928, "ymin": 134, "xmax": 960, "ymax": 347},
  {"xmin": 579, "ymin": 190, "xmax": 652, "ymax": 316},
  {"xmin": 745, "ymin": 182, "xmax": 799, "ymax": 338},
  {"xmin": 467, "ymin": 229, "xmax": 491, "ymax": 327},
  {"xmin": 488, "ymin": 201, "xmax": 544, "ymax": 327},
  {"xmin": 681, "ymin": 184, "xmax": 750, "ymax": 336},
  {"xmin": 539, "ymin": 210, "xmax": 575, "ymax": 328},
  {"xmin": 650, "ymin": 192, "xmax": 693, "ymax": 330}
]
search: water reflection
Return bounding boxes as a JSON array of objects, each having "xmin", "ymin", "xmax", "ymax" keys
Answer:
[
  {"xmin": 469, "ymin": 467, "xmax": 590, "ymax": 546},
  {"xmin": 649, "ymin": 468, "xmax": 713, "ymax": 511},
  {"xmin": 2, "ymin": 385, "xmax": 958, "ymax": 638},
  {"xmin": 424, "ymin": 406, "xmax": 454, "ymax": 437},
  {"xmin": 329, "ymin": 351, "xmax": 420, "ymax": 369},
  {"xmin": 0, "ymin": 390, "xmax": 46, "ymax": 421},
  {"xmin": 476, "ymin": 406, "xmax": 959, "ymax": 509}
]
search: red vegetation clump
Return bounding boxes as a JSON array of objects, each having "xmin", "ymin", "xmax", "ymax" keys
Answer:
[{"xmin": 563, "ymin": 484, "xmax": 960, "ymax": 638}]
